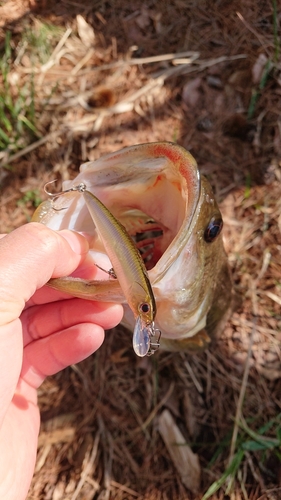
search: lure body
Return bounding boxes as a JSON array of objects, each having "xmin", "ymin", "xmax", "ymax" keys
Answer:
[
  {"xmin": 81, "ymin": 188, "xmax": 160, "ymax": 355},
  {"xmin": 81, "ymin": 188, "xmax": 156, "ymax": 327},
  {"xmin": 41, "ymin": 182, "xmax": 159, "ymax": 356}
]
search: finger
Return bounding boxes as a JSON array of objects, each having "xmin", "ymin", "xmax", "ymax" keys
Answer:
[
  {"xmin": 26, "ymin": 252, "xmax": 113, "ymax": 307},
  {"xmin": 21, "ymin": 323, "xmax": 106, "ymax": 388},
  {"xmin": 25, "ymin": 285, "xmax": 74, "ymax": 307},
  {"xmin": 0, "ymin": 223, "xmax": 89, "ymax": 325},
  {"xmin": 0, "ymin": 320, "xmax": 23, "ymax": 427},
  {"xmin": 22, "ymin": 298, "xmax": 123, "ymax": 346}
]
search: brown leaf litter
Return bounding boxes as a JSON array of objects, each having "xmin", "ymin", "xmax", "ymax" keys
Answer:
[{"xmin": 0, "ymin": 0, "xmax": 281, "ymax": 498}]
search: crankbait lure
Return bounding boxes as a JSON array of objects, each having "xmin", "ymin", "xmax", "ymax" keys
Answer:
[{"xmin": 44, "ymin": 181, "xmax": 161, "ymax": 357}]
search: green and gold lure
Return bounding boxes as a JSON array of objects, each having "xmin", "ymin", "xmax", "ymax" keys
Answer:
[{"xmin": 45, "ymin": 182, "xmax": 161, "ymax": 357}]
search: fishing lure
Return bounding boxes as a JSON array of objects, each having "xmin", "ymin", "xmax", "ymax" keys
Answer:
[{"xmin": 44, "ymin": 181, "xmax": 161, "ymax": 357}]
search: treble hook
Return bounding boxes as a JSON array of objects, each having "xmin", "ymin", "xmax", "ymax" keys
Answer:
[
  {"xmin": 44, "ymin": 180, "xmax": 87, "ymax": 199},
  {"xmin": 147, "ymin": 324, "xmax": 161, "ymax": 356}
]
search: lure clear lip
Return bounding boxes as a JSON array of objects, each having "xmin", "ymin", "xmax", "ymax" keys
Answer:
[
  {"xmin": 133, "ymin": 317, "xmax": 151, "ymax": 357},
  {"xmin": 133, "ymin": 317, "xmax": 161, "ymax": 357}
]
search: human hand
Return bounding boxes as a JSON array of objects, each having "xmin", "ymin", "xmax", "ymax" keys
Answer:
[{"xmin": 0, "ymin": 223, "xmax": 123, "ymax": 500}]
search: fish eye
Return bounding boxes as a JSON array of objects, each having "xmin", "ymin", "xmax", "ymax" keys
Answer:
[
  {"xmin": 139, "ymin": 302, "xmax": 150, "ymax": 314},
  {"xmin": 204, "ymin": 217, "xmax": 223, "ymax": 243}
]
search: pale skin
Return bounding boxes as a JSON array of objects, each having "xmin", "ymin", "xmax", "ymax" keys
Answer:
[{"xmin": 0, "ymin": 223, "xmax": 123, "ymax": 500}]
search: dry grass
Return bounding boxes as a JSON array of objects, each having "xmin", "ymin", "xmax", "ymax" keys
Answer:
[{"xmin": 0, "ymin": 0, "xmax": 281, "ymax": 498}]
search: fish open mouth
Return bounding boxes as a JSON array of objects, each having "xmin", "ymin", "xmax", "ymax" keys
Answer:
[
  {"xmin": 65, "ymin": 154, "xmax": 190, "ymax": 274},
  {"xmin": 41, "ymin": 144, "xmax": 197, "ymax": 279},
  {"xmin": 41, "ymin": 171, "xmax": 187, "ymax": 277},
  {"xmin": 94, "ymin": 199, "xmax": 183, "ymax": 273},
  {"xmin": 108, "ymin": 207, "xmax": 167, "ymax": 270}
]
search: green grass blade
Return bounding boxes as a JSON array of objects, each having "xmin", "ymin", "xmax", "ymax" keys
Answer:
[
  {"xmin": 0, "ymin": 112, "xmax": 13, "ymax": 134},
  {"xmin": 247, "ymin": 60, "xmax": 272, "ymax": 120},
  {"xmin": 258, "ymin": 413, "xmax": 281, "ymax": 435},
  {"xmin": 18, "ymin": 115, "xmax": 41, "ymax": 137},
  {"xmin": 0, "ymin": 127, "xmax": 11, "ymax": 144},
  {"xmin": 201, "ymin": 450, "xmax": 245, "ymax": 500},
  {"xmin": 239, "ymin": 419, "xmax": 280, "ymax": 449},
  {"xmin": 242, "ymin": 439, "xmax": 278, "ymax": 452}
]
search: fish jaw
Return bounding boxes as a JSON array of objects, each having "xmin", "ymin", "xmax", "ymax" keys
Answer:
[
  {"xmin": 152, "ymin": 175, "xmax": 231, "ymax": 347},
  {"xmin": 33, "ymin": 142, "xmax": 231, "ymax": 350}
]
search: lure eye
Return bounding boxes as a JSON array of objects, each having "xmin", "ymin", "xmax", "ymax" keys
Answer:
[
  {"xmin": 139, "ymin": 302, "xmax": 150, "ymax": 314},
  {"xmin": 204, "ymin": 217, "xmax": 223, "ymax": 243}
]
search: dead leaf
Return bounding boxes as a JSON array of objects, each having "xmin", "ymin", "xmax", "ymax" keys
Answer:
[
  {"xmin": 38, "ymin": 427, "xmax": 75, "ymax": 447},
  {"xmin": 136, "ymin": 7, "xmax": 151, "ymax": 29},
  {"xmin": 151, "ymin": 12, "xmax": 163, "ymax": 34},
  {"xmin": 76, "ymin": 15, "xmax": 95, "ymax": 48},
  {"xmin": 252, "ymin": 53, "xmax": 268, "ymax": 84},
  {"xmin": 222, "ymin": 114, "xmax": 255, "ymax": 141},
  {"xmin": 228, "ymin": 69, "xmax": 251, "ymax": 89},
  {"xmin": 182, "ymin": 77, "xmax": 202, "ymax": 107},
  {"xmin": 158, "ymin": 409, "xmax": 201, "ymax": 493},
  {"xmin": 183, "ymin": 390, "xmax": 199, "ymax": 438}
]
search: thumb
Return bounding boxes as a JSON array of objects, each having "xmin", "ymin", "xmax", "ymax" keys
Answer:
[{"xmin": 0, "ymin": 222, "xmax": 89, "ymax": 325}]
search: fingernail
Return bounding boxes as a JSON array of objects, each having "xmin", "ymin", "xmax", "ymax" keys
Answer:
[{"xmin": 59, "ymin": 230, "xmax": 89, "ymax": 255}]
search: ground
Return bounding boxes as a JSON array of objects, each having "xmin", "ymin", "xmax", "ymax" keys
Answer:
[{"xmin": 0, "ymin": 0, "xmax": 281, "ymax": 499}]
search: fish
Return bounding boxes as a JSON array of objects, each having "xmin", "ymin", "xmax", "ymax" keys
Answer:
[{"xmin": 32, "ymin": 142, "xmax": 232, "ymax": 352}]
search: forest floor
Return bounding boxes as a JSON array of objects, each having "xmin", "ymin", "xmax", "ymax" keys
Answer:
[{"xmin": 0, "ymin": 0, "xmax": 281, "ymax": 499}]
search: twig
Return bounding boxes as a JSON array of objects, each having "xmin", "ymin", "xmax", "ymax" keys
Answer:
[
  {"xmin": 38, "ymin": 27, "xmax": 72, "ymax": 87},
  {"xmin": 40, "ymin": 27, "xmax": 72, "ymax": 73},
  {"xmin": 250, "ymin": 248, "xmax": 271, "ymax": 316},
  {"xmin": 20, "ymin": 50, "xmax": 199, "ymax": 76},
  {"xmin": 151, "ymin": 54, "xmax": 247, "ymax": 79},
  {"xmin": 0, "ymin": 130, "xmax": 64, "ymax": 169},
  {"xmin": 184, "ymin": 359, "xmax": 203, "ymax": 393},
  {"xmin": 71, "ymin": 48, "xmax": 95, "ymax": 75},
  {"xmin": 263, "ymin": 290, "xmax": 281, "ymax": 307},
  {"xmin": 228, "ymin": 318, "xmax": 255, "ymax": 465},
  {"xmin": 236, "ymin": 12, "xmax": 271, "ymax": 58},
  {"xmin": 97, "ymin": 416, "xmax": 112, "ymax": 500},
  {"xmin": 129, "ymin": 51, "xmax": 199, "ymax": 65},
  {"xmin": 134, "ymin": 382, "xmax": 175, "ymax": 434},
  {"xmin": 70, "ymin": 432, "xmax": 100, "ymax": 500},
  {"xmin": 110, "ymin": 480, "xmax": 139, "ymax": 498}
]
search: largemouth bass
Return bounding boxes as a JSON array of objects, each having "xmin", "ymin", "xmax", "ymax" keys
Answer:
[{"xmin": 33, "ymin": 142, "xmax": 232, "ymax": 351}]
